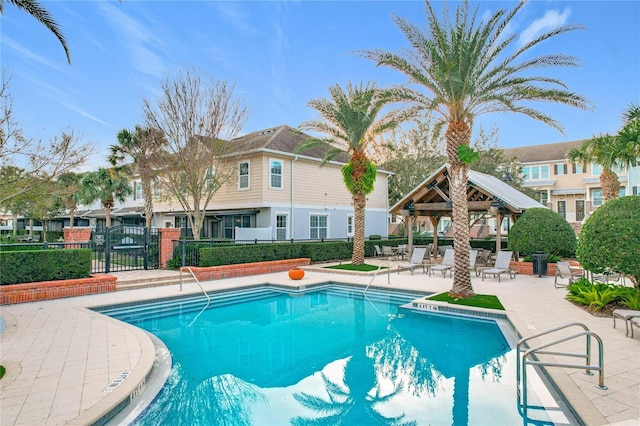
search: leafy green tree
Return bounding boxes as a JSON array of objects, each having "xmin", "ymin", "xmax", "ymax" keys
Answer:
[
  {"xmin": 577, "ymin": 196, "xmax": 640, "ymax": 290},
  {"xmin": 0, "ymin": 0, "xmax": 70, "ymax": 64},
  {"xmin": 21, "ymin": 178, "xmax": 64, "ymax": 242},
  {"xmin": 109, "ymin": 126, "xmax": 165, "ymax": 228},
  {"xmin": 79, "ymin": 167, "xmax": 132, "ymax": 227},
  {"xmin": 297, "ymin": 81, "xmax": 417, "ymax": 265},
  {"xmin": 362, "ymin": 0, "xmax": 590, "ymax": 297},
  {"xmin": 508, "ymin": 207, "xmax": 576, "ymax": 258}
]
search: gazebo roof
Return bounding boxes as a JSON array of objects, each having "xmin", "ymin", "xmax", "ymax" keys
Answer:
[{"xmin": 390, "ymin": 164, "xmax": 545, "ymax": 217}]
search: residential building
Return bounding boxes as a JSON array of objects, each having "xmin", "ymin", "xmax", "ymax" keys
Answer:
[
  {"xmin": 503, "ymin": 140, "xmax": 638, "ymax": 231},
  {"xmin": 79, "ymin": 125, "xmax": 392, "ymax": 240}
]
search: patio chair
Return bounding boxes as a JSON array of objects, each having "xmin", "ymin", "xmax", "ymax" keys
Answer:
[
  {"xmin": 381, "ymin": 246, "xmax": 395, "ymax": 259},
  {"xmin": 474, "ymin": 249, "xmax": 492, "ymax": 276},
  {"xmin": 481, "ymin": 251, "xmax": 516, "ymax": 282},
  {"xmin": 554, "ymin": 261, "xmax": 583, "ymax": 288},
  {"xmin": 613, "ymin": 309, "xmax": 640, "ymax": 337},
  {"xmin": 396, "ymin": 244, "xmax": 409, "ymax": 260},
  {"xmin": 397, "ymin": 247, "xmax": 428, "ymax": 275},
  {"xmin": 429, "ymin": 248, "xmax": 454, "ymax": 278},
  {"xmin": 373, "ymin": 245, "xmax": 383, "ymax": 258}
]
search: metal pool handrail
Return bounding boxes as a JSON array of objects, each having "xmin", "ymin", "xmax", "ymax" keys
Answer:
[
  {"xmin": 516, "ymin": 322, "xmax": 606, "ymax": 420},
  {"xmin": 363, "ymin": 262, "xmax": 390, "ymax": 294},
  {"xmin": 180, "ymin": 267, "xmax": 212, "ymax": 326}
]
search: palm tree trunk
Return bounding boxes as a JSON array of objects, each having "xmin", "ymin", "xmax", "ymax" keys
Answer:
[
  {"xmin": 352, "ymin": 191, "xmax": 366, "ymax": 265},
  {"xmin": 600, "ymin": 168, "xmax": 620, "ymax": 201},
  {"xmin": 446, "ymin": 122, "xmax": 474, "ymax": 298}
]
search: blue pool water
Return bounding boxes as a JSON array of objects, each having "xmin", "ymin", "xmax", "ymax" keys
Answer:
[{"xmin": 97, "ymin": 286, "xmax": 570, "ymax": 425}]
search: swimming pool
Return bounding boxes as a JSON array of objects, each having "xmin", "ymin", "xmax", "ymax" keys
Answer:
[{"xmin": 96, "ymin": 285, "xmax": 575, "ymax": 425}]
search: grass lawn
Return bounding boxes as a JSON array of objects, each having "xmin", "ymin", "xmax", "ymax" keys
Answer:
[
  {"xmin": 323, "ymin": 263, "xmax": 387, "ymax": 272},
  {"xmin": 427, "ymin": 292, "xmax": 505, "ymax": 310},
  {"xmin": 0, "ymin": 365, "xmax": 5, "ymax": 379}
]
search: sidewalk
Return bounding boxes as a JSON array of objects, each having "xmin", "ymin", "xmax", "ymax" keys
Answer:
[{"xmin": 1, "ymin": 264, "xmax": 638, "ymax": 425}]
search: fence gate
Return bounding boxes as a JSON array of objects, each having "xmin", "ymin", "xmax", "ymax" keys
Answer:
[{"xmin": 92, "ymin": 225, "xmax": 159, "ymax": 273}]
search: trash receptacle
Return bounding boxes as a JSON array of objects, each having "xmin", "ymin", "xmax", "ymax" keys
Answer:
[{"xmin": 532, "ymin": 252, "xmax": 548, "ymax": 277}]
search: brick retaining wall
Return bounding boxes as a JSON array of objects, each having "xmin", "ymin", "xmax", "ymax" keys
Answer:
[
  {"xmin": 183, "ymin": 258, "xmax": 311, "ymax": 281},
  {"xmin": 0, "ymin": 274, "xmax": 117, "ymax": 305}
]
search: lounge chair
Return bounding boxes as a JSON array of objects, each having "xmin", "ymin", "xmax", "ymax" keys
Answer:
[
  {"xmin": 613, "ymin": 309, "xmax": 640, "ymax": 337},
  {"xmin": 373, "ymin": 245, "xmax": 383, "ymax": 258},
  {"xmin": 474, "ymin": 249, "xmax": 492, "ymax": 276},
  {"xmin": 554, "ymin": 261, "xmax": 583, "ymax": 288},
  {"xmin": 429, "ymin": 248, "xmax": 454, "ymax": 278},
  {"xmin": 397, "ymin": 247, "xmax": 428, "ymax": 275},
  {"xmin": 481, "ymin": 251, "xmax": 516, "ymax": 282}
]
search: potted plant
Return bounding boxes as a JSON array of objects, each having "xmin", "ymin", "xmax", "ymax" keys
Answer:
[{"xmin": 288, "ymin": 266, "xmax": 305, "ymax": 280}]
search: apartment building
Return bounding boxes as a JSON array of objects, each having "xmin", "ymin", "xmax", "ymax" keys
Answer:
[
  {"xmin": 78, "ymin": 125, "xmax": 392, "ymax": 240},
  {"xmin": 503, "ymin": 140, "xmax": 639, "ymax": 230}
]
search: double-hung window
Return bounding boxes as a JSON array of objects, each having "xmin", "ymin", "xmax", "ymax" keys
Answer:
[
  {"xmin": 238, "ymin": 161, "xmax": 249, "ymax": 190},
  {"xmin": 522, "ymin": 165, "xmax": 549, "ymax": 180},
  {"xmin": 310, "ymin": 215, "xmax": 328, "ymax": 239},
  {"xmin": 133, "ymin": 181, "xmax": 143, "ymax": 200},
  {"xmin": 270, "ymin": 159, "xmax": 283, "ymax": 189}
]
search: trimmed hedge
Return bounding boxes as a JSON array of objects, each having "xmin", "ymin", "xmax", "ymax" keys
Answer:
[
  {"xmin": 0, "ymin": 249, "xmax": 92, "ymax": 285},
  {"xmin": 508, "ymin": 208, "xmax": 576, "ymax": 257}
]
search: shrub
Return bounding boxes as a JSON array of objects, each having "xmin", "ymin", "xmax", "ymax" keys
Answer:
[
  {"xmin": 508, "ymin": 207, "xmax": 576, "ymax": 258},
  {"xmin": 577, "ymin": 196, "xmax": 640, "ymax": 290},
  {"xmin": 0, "ymin": 249, "xmax": 92, "ymax": 285}
]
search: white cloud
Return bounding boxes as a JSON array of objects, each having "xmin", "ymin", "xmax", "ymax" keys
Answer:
[
  {"xmin": 211, "ymin": 2, "xmax": 256, "ymax": 36},
  {"xmin": 1, "ymin": 36, "xmax": 67, "ymax": 72},
  {"xmin": 97, "ymin": 2, "xmax": 167, "ymax": 78},
  {"xmin": 519, "ymin": 7, "xmax": 572, "ymax": 47}
]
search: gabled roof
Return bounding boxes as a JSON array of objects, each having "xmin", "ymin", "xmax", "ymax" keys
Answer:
[
  {"xmin": 503, "ymin": 140, "xmax": 584, "ymax": 163},
  {"xmin": 390, "ymin": 164, "xmax": 545, "ymax": 217}
]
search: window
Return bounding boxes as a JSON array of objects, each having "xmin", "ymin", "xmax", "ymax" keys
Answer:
[
  {"xmin": 619, "ymin": 187, "xmax": 626, "ymax": 197},
  {"xmin": 238, "ymin": 161, "xmax": 249, "ymax": 189},
  {"xmin": 276, "ymin": 214, "xmax": 287, "ymax": 240},
  {"xmin": 572, "ymin": 163, "xmax": 584, "ymax": 174},
  {"xmin": 310, "ymin": 215, "xmax": 328, "ymax": 239},
  {"xmin": 592, "ymin": 189, "xmax": 603, "ymax": 207},
  {"xmin": 205, "ymin": 167, "xmax": 216, "ymax": 191},
  {"xmin": 557, "ymin": 201, "xmax": 566, "ymax": 219},
  {"xmin": 633, "ymin": 186, "xmax": 640, "ymax": 196},
  {"xmin": 554, "ymin": 164, "xmax": 567, "ymax": 175},
  {"xmin": 535, "ymin": 191, "xmax": 548, "ymax": 205},
  {"xmin": 133, "ymin": 181, "xmax": 143, "ymax": 200},
  {"xmin": 347, "ymin": 215, "xmax": 354, "ymax": 237},
  {"xmin": 522, "ymin": 165, "xmax": 549, "ymax": 180},
  {"xmin": 592, "ymin": 164, "xmax": 602, "ymax": 176},
  {"xmin": 153, "ymin": 179, "xmax": 161, "ymax": 198},
  {"xmin": 270, "ymin": 159, "xmax": 283, "ymax": 189}
]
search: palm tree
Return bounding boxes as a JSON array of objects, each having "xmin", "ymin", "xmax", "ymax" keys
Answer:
[
  {"xmin": 108, "ymin": 126, "xmax": 165, "ymax": 228},
  {"xmin": 56, "ymin": 172, "xmax": 82, "ymax": 228},
  {"xmin": 79, "ymin": 167, "xmax": 132, "ymax": 227},
  {"xmin": 297, "ymin": 81, "xmax": 416, "ymax": 265},
  {"xmin": 361, "ymin": 0, "xmax": 590, "ymax": 297},
  {"xmin": 618, "ymin": 102, "xmax": 640, "ymax": 159},
  {"xmin": 1, "ymin": 0, "xmax": 70, "ymax": 64},
  {"xmin": 567, "ymin": 135, "xmax": 625, "ymax": 202}
]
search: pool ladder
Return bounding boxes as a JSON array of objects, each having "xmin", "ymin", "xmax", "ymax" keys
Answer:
[
  {"xmin": 516, "ymin": 322, "xmax": 606, "ymax": 420},
  {"xmin": 363, "ymin": 262, "xmax": 390, "ymax": 294}
]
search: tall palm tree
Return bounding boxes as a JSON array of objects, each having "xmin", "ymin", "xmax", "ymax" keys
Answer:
[
  {"xmin": 109, "ymin": 126, "xmax": 165, "ymax": 228},
  {"xmin": 297, "ymin": 81, "xmax": 416, "ymax": 265},
  {"xmin": 618, "ymin": 102, "xmax": 640, "ymax": 159},
  {"xmin": 1, "ymin": 0, "xmax": 71, "ymax": 64},
  {"xmin": 362, "ymin": 0, "xmax": 590, "ymax": 297},
  {"xmin": 79, "ymin": 167, "xmax": 132, "ymax": 227},
  {"xmin": 567, "ymin": 135, "xmax": 625, "ymax": 202}
]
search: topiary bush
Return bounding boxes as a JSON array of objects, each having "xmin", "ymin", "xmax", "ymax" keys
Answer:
[
  {"xmin": 508, "ymin": 207, "xmax": 576, "ymax": 258},
  {"xmin": 577, "ymin": 196, "xmax": 640, "ymax": 289}
]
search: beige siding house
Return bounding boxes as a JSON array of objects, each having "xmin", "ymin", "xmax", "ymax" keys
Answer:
[
  {"xmin": 503, "ymin": 140, "xmax": 631, "ymax": 230},
  {"xmin": 81, "ymin": 125, "xmax": 392, "ymax": 240}
]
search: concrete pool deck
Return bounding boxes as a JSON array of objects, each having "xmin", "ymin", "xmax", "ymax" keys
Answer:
[{"xmin": 0, "ymin": 262, "xmax": 638, "ymax": 425}]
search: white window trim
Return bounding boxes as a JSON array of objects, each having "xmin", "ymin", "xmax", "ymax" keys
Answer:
[
  {"xmin": 347, "ymin": 214, "xmax": 354, "ymax": 237},
  {"xmin": 309, "ymin": 213, "xmax": 330, "ymax": 239},
  {"xmin": 275, "ymin": 212, "xmax": 289, "ymax": 240},
  {"xmin": 238, "ymin": 160, "xmax": 250, "ymax": 191},
  {"xmin": 269, "ymin": 158, "xmax": 284, "ymax": 190}
]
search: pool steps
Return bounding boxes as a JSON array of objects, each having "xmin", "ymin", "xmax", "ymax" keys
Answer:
[{"xmin": 95, "ymin": 286, "xmax": 424, "ymax": 323}]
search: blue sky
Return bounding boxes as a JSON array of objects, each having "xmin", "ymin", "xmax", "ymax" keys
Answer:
[{"xmin": 2, "ymin": 0, "xmax": 639, "ymax": 168}]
